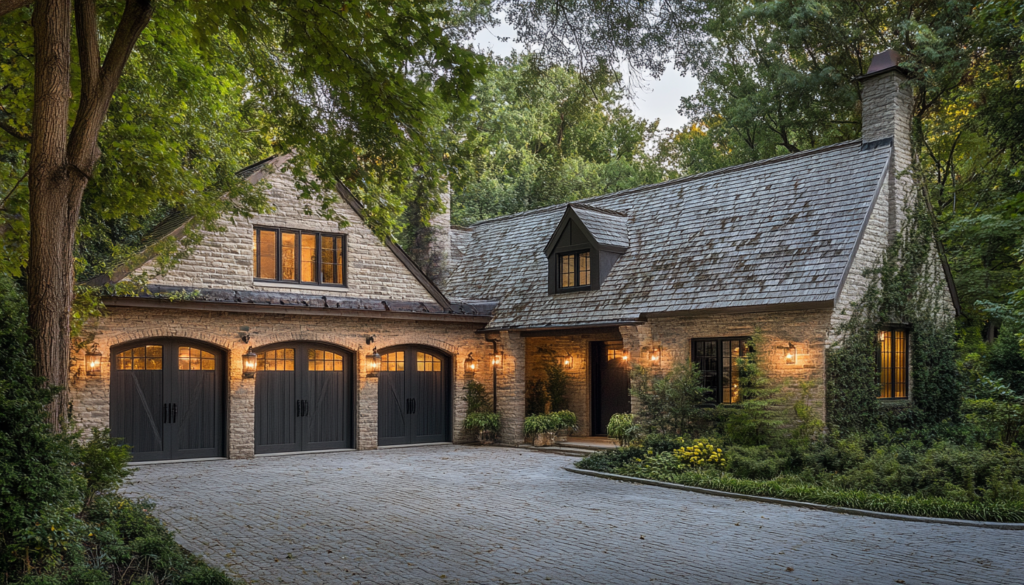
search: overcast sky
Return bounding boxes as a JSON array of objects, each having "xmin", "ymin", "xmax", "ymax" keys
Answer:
[{"xmin": 471, "ymin": 22, "xmax": 700, "ymax": 131}]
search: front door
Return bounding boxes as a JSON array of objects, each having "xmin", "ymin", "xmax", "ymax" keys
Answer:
[
  {"xmin": 254, "ymin": 343, "xmax": 353, "ymax": 454},
  {"xmin": 109, "ymin": 340, "xmax": 225, "ymax": 462},
  {"xmin": 591, "ymin": 341, "xmax": 631, "ymax": 435},
  {"xmin": 377, "ymin": 346, "xmax": 450, "ymax": 446}
]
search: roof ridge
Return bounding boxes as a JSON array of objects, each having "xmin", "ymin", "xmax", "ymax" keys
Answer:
[
  {"xmin": 570, "ymin": 202, "xmax": 629, "ymax": 217},
  {"xmin": 468, "ymin": 139, "xmax": 866, "ymax": 228}
]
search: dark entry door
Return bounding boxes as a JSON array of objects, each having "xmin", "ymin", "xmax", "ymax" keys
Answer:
[
  {"xmin": 591, "ymin": 341, "xmax": 631, "ymax": 435},
  {"xmin": 254, "ymin": 343, "xmax": 352, "ymax": 454},
  {"xmin": 377, "ymin": 346, "xmax": 450, "ymax": 446},
  {"xmin": 110, "ymin": 340, "xmax": 224, "ymax": 462}
]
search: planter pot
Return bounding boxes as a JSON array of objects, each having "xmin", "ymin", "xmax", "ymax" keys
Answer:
[
  {"xmin": 532, "ymin": 432, "xmax": 555, "ymax": 447},
  {"xmin": 555, "ymin": 429, "xmax": 570, "ymax": 443},
  {"xmin": 477, "ymin": 430, "xmax": 496, "ymax": 445}
]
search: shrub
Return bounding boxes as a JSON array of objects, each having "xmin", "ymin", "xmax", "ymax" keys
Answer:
[
  {"xmin": 77, "ymin": 428, "xmax": 134, "ymax": 508},
  {"xmin": 523, "ymin": 413, "xmax": 556, "ymax": 436},
  {"xmin": 629, "ymin": 363, "xmax": 711, "ymax": 437},
  {"xmin": 550, "ymin": 410, "xmax": 578, "ymax": 432},
  {"xmin": 462, "ymin": 379, "xmax": 492, "ymax": 414},
  {"xmin": 606, "ymin": 413, "xmax": 640, "ymax": 446},
  {"xmin": 727, "ymin": 445, "xmax": 789, "ymax": 479},
  {"xmin": 723, "ymin": 331, "xmax": 784, "ymax": 446},
  {"xmin": 544, "ymin": 360, "xmax": 570, "ymax": 412},
  {"xmin": 525, "ymin": 379, "xmax": 548, "ymax": 415},
  {"xmin": 673, "ymin": 441, "xmax": 726, "ymax": 469},
  {"xmin": 575, "ymin": 446, "xmax": 646, "ymax": 473},
  {"xmin": 639, "ymin": 433, "xmax": 683, "ymax": 454},
  {"xmin": 463, "ymin": 412, "xmax": 501, "ymax": 433}
]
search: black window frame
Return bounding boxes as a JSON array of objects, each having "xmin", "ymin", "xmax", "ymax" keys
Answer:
[
  {"xmin": 876, "ymin": 324, "xmax": 910, "ymax": 400},
  {"xmin": 253, "ymin": 227, "xmax": 348, "ymax": 288},
  {"xmin": 556, "ymin": 249, "xmax": 592, "ymax": 292},
  {"xmin": 692, "ymin": 337, "xmax": 750, "ymax": 405}
]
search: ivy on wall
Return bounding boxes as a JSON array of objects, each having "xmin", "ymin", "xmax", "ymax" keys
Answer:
[{"xmin": 826, "ymin": 198, "xmax": 964, "ymax": 432}]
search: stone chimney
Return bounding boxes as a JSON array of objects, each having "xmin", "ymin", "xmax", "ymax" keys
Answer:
[
  {"xmin": 858, "ymin": 49, "xmax": 914, "ymax": 241},
  {"xmin": 428, "ymin": 187, "xmax": 452, "ymax": 282}
]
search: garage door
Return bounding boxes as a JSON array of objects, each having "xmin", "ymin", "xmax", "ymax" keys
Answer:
[
  {"xmin": 109, "ymin": 340, "xmax": 225, "ymax": 462},
  {"xmin": 377, "ymin": 346, "xmax": 450, "ymax": 447},
  {"xmin": 254, "ymin": 343, "xmax": 353, "ymax": 454}
]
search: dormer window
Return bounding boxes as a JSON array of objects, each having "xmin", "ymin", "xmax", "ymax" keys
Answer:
[
  {"xmin": 253, "ymin": 227, "xmax": 346, "ymax": 286},
  {"xmin": 545, "ymin": 204, "xmax": 628, "ymax": 294},
  {"xmin": 559, "ymin": 251, "xmax": 591, "ymax": 290}
]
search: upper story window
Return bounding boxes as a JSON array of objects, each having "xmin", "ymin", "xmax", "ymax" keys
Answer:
[
  {"xmin": 693, "ymin": 338, "xmax": 748, "ymax": 404},
  {"xmin": 559, "ymin": 251, "xmax": 591, "ymax": 290},
  {"xmin": 253, "ymin": 227, "xmax": 346, "ymax": 286},
  {"xmin": 877, "ymin": 327, "xmax": 909, "ymax": 399}
]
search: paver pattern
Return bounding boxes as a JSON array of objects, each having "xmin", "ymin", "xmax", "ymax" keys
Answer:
[{"xmin": 125, "ymin": 446, "xmax": 1023, "ymax": 584}]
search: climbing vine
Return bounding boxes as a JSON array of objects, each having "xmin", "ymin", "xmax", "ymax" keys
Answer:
[{"xmin": 826, "ymin": 196, "xmax": 964, "ymax": 432}]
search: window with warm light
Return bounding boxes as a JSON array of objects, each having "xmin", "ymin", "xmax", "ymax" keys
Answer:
[
  {"xmin": 309, "ymin": 349, "xmax": 345, "ymax": 371},
  {"xmin": 693, "ymin": 338, "xmax": 748, "ymax": 404},
  {"xmin": 877, "ymin": 327, "xmax": 908, "ymax": 399},
  {"xmin": 257, "ymin": 348, "xmax": 295, "ymax": 371},
  {"xmin": 417, "ymin": 352, "xmax": 442, "ymax": 372},
  {"xmin": 116, "ymin": 345, "xmax": 162, "ymax": 370},
  {"xmin": 253, "ymin": 227, "xmax": 346, "ymax": 286},
  {"xmin": 178, "ymin": 347, "xmax": 215, "ymax": 370},
  {"xmin": 558, "ymin": 251, "xmax": 591, "ymax": 290}
]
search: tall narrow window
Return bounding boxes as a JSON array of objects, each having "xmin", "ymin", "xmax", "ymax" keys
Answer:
[
  {"xmin": 558, "ymin": 251, "xmax": 591, "ymax": 290},
  {"xmin": 300, "ymin": 234, "xmax": 316, "ymax": 283},
  {"xmin": 253, "ymin": 228, "xmax": 346, "ymax": 286},
  {"xmin": 878, "ymin": 328, "xmax": 908, "ymax": 399},
  {"xmin": 693, "ymin": 338, "xmax": 748, "ymax": 404},
  {"xmin": 255, "ymin": 229, "xmax": 277, "ymax": 280},
  {"xmin": 321, "ymin": 235, "xmax": 344, "ymax": 285},
  {"xmin": 281, "ymin": 232, "xmax": 297, "ymax": 281}
]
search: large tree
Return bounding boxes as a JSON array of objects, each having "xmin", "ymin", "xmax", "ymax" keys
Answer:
[{"xmin": 0, "ymin": 0, "xmax": 483, "ymax": 427}]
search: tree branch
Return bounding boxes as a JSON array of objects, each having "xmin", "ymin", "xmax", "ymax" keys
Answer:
[
  {"xmin": 0, "ymin": 0, "xmax": 33, "ymax": 18},
  {"xmin": 0, "ymin": 120, "xmax": 30, "ymax": 141},
  {"xmin": 74, "ymin": 0, "xmax": 100, "ymax": 97}
]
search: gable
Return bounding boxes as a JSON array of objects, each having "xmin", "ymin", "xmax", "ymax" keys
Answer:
[{"xmin": 121, "ymin": 157, "xmax": 445, "ymax": 306}]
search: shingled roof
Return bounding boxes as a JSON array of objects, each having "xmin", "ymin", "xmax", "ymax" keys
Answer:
[{"xmin": 443, "ymin": 139, "xmax": 892, "ymax": 329}]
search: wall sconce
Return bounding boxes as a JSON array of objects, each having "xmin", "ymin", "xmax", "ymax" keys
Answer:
[
  {"xmin": 562, "ymin": 353, "xmax": 573, "ymax": 369},
  {"xmin": 649, "ymin": 346, "xmax": 661, "ymax": 364},
  {"xmin": 242, "ymin": 347, "xmax": 257, "ymax": 378},
  {"xmin": 465, "ymin": 353, "xmax": 476, "ymax": 375},
  {"xmin": 86, "ymin": 345, "xmax": 102, "ymax": 377},
  {"xmin": 366, "ymin": 347, "xmax": 381, "ymax": 378},
  {"xmin": 785, "ymin": 343, "xmax": 797, "ymax": 365},
  {"xmin": 621, "ymin": 350, "xmax": 630, "ymax": 361},
  {"xmin": 877, "ymin": 330, "xmax": 887, "ymax": 343},
  {"xmin": 492, "ymin": 352, "xmax": 503, "ymax": 367}
]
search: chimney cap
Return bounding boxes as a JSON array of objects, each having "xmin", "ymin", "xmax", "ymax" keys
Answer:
[{"xmin": 853, "ymin": 49, "xmax": 908, "ymax": 81}]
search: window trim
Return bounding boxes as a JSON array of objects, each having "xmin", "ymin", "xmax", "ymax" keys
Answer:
[
  {"xmin": 876, "ymin": 324, "xmax": 910, "ymax": 400},
  {"xmin": 692, "ymin": 337, "xmax": 750, "ymax": 405},
  {"xmin": 253, "ymin": 226, "xmax": 348, "ymax": 288},
  {"xmin": 554, "ymin": 245, "xmax": 593, "ymax": 293}
]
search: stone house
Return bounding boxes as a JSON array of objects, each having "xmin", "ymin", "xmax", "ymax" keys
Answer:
[{"xmin": 72, "ymin": 50, "xmax": 958, "ymax": 461}]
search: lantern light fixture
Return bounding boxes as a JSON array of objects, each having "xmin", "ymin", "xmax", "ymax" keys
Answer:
[
  {"xmin": 785, "ymin": 342, "xmax": 797, "ymax": 365},
  {"xmin": 491, "ymin": 352, "xmax": 502, "ymax": 367},
  {"xmin": 465, "ymin": 352, "xmax": 476, "ymax": 375},
  {"xmin": 86, "ymin": 345, "xmax": 102, "ymax": 377},
  {"xmin": 562, "ymin": 353, "xmax": 573, "ymax": 369},
  {"xmin": 878, "ymin": 330, "xmax": 887, "ymax": 343},
  {"xmin": 649, "ymin": 346, "xmax": 661, "ymax": 363},
  {"xmin": 366, "ymin": 347, "xmax": 381, "ymax": 378},
  {"xmin": 242, "ymin": 347, "xmax": 257, "ymax": 378},
  {"xmin": 621, "ymin": 350, "xmax": 629, "ymax": 361}
]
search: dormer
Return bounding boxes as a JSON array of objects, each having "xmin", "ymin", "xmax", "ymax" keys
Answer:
[{"xmin": 544, "ymin": 204, "xmax": 629, "ymax": 294}]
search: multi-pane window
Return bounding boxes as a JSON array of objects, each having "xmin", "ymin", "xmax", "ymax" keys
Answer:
[
  {"xmin": 607, "ymin": 349, "xmax": 627, "ymax": 361},
  {"xmin": 693, "ymin": 338, "xmax": 747, "ymax": 404},
  {"xmin": 417, "ymin": 352, "xmax": 442, "ymax": 372},
  {"xmin": 559, "ymin": 251, "xmax": 591, "ymax": 290},
  {"xmin": 253, "ymin": 228, "xmax": 346, "ymax": 286},
  {"xmin": 257, "ymin": 348, "xmax": 295, "ymax": 371},
  {"xmin": 308, "ymin": 349, "xmax": 344, "ymax": 371},
  {"xmin": 178, "ymin": 347, "xmax": 215, "ymax": 371},
  {"xmin": 381, "ymin": 352, "xmax": 404, "ymax": 372},
  {"xmin": 116, "ymin": 345, "xmax": 162, "ymax": 370},
  {"xmin": 878, "ymin": 328, "xmax": 909, "ymax": 399}
]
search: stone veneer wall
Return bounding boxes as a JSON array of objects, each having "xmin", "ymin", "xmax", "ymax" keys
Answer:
[
  {"xmin": 525, "ymin": 336, "xmax": 592, "ymax": 436},
  {"xmin": 71, "ymin": 307, "xmax": 493, "ymax": 458},
  {"xmin": 620, "ymin": 308, "xmax": 833, "ymax": 422},
  {"xmin": 134, "ymin": 167, "xmax": 436, "ymax": 303}
]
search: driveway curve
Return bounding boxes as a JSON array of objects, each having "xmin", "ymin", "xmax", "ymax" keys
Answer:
[{"xmin": 124, "ymin": 445, "xmax": 1022, "ymax": 584}]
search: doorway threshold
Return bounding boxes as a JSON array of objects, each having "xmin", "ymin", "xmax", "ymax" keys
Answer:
[
  {"xmin": 129, "ymin": 457, "xmax": 228, "ymax": 466},
  {"xmin": 378, "ymin": 442, "xmax": 453, "ymax": 450},
  {"xmin": 255, "ymin": 448, "xmax": 356, "ymax": 458}
]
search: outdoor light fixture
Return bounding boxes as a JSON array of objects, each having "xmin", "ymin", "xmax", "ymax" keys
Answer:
[
  {"xmin": 465, "ymin": 353, "xmax": 477, "ymax": 375},
  {"xmin": 649, "ymin": 347, "xmax": 661, "ymax": 363},
  {"xmin": 242, "ymin": 347, "xmax": 257, "ymax": 378},
  {"xmin": 85, "ymin": 345, "xmax": 102, "ymax": 377},
  {"xmin": 878, "ymin": 330, "xmax": 887, "ymax": 343},
  {"xmin": 562, "ymin": 353, "xmax": 573, "ymax": 369},
  {"xmin": 491, "ymin": 352, "xmax": 503, "ymax": 367},
  {"xmin": 785, "ymin": 342, "xmax": 797, "ymax": 365},
  {"xmin": 366, "ymin": 347, "xmax": 381, "ymax": 378},
  {"xmin": 621, "ymin": 351, "xmax": 630, "ymax": 361}
]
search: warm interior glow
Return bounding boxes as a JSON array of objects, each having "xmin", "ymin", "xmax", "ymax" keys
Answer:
[
  {"xmin": 492, "ymin": 353, "xmax": 502, "ymax": 366},
  {"xmin": 86, "ymin": 347, "xmax": 102, "ymax": 376},
  {"xmin": 242, "ymin": 347, "xmax": 258, "ymax": 378},
  {"xmin": 465, "ymin": 353, "xmax": 476, "ymax": 373},
  {"xmin": 621, "ymin": 351, "xmax": 629, "ymax": 361},
  {"xmin": 650, "ymin": 348, "xmax": 660, "ymax": 362}
]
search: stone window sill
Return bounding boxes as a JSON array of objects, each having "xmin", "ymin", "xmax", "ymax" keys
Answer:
[{"xmin": 254, "ymin": 280, "xmax": 350, "ymax": 294}]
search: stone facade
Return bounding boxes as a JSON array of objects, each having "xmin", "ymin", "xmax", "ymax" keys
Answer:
[
  {"xmin": 71, "ymin": 306, "xmax": 494, "ymax": 457},
  {"xmin": 525, "ymin": 335, "xmax": 593, "ymax": 435}
]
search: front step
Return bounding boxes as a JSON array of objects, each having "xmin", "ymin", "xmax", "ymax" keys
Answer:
[{"xmin": 518, "ymin": 444, "xmax": 606, "ymax": 457}]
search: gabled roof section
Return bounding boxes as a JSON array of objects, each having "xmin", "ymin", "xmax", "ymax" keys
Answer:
[
  {"xmin": 444, "ymin": 139, "xmax": 895, "ymax": 328},
  {"xmin": 544, "ymin": 204, "xmax": 629, "ymax": 257}
]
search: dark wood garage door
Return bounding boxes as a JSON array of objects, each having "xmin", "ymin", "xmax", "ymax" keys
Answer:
[
  {"xmin": 378, "ymin": 346, "xmax": 450, "ymax": 447},
  {"xmin": 109, "ymin": 340, "xmax": 225, "ymax": 462},
  {"xmin": 254, "ymin": 343, "xmax": 353, "ymax": 454}
]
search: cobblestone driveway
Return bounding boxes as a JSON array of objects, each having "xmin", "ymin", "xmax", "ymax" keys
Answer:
[{"xmin": 124, "ymin": 446, "xmax": 1022, "ymax": 584}]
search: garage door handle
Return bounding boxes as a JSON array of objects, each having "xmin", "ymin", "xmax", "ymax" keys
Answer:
[
  {"xmin": 162, "ymin": 403, "xmax": 167, "ymax": 424},
  {"xmin": 171, "ymin": 403, "xmax": 178, "ymax": 423},
  {"xmin": 411, "ymin": 398, "xmax": 416, "ymax": 414},
  {"xmin": 302, "ymin": 400, "xmax": 309, "ymax": 417}
]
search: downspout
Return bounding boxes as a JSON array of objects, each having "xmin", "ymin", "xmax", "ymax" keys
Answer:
[{"xmin": 490, "ymin": 339, "xmax": 498, "ymax": 413}]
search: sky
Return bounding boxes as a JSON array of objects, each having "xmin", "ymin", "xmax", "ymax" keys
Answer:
[{"xmin": 471, "ymin": 21, "xmax": 700, "ymax": 131}]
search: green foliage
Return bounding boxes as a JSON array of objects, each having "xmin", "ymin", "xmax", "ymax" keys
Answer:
[
  {"xmin": 463, "ymin": 412, "xmax": 501, "ymax": 433},
  {"xmin": 723, "ymin": 332, "xmax": 784, "ymax": 446},
  {"xmin": 983, "ymin": 323, "xmax": 1024, "ymax": 394},
  {"xmin": 606, "ymin": 413, "xmax": 640, "ymax": 447},
  {"xmin": 77, "ymin": 429, "xmax": 135, "ymax": 509},
  {"xmin": 525, "ymin": 379, "xmax": 549, "ymax": 416},
  {"xmin": 462, "ymin": 380, "xmax": 493, "ymax": 414},
  {"xmin": 628, "ymin": 363, "xmax": 712, "ymax": 438},
  {"xmin": 549, "ymin": 410, "xmax": 578, "ymax": 432},
  {"xmin": 523, "ymin": 411, "xmax": 578, "ymax": 436},
  {"xmin": 543, "ymin": 360, "xmax": 570, "ymax": 413}
]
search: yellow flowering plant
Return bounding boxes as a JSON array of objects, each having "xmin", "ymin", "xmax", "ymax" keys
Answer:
[{"xmin": 673, "ymin": 441, "xmax": 726, "ymax": 469}]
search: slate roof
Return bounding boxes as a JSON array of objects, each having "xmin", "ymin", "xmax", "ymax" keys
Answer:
[
  {"xmin": 443, "ymin": 139, "xmax": 891, "ymax": 329},
  {"xmin": 567, "ymin": 204, "xmax": 630, "ymax": 251}
]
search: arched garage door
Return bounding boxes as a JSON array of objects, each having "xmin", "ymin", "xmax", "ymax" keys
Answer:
[
  {"xmin": 378, "ymin": 346, "xmax": 451, "ymax": 447},
  {"xmin": 110, "ymin": 339, "xmax": 225, "ymax": 462},
  {"xmin": 254, "ymin": 343, "xmax": 353, "ymax": 454}
]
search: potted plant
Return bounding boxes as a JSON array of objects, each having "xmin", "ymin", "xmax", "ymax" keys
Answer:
[
  {"xmin": 464, "ymin": 412, "xmax": 501, "ymax": 444},
  {"xmin": 606, "ymin": 412, "xmax": 640, "ymax": 447},
  {"xmin": 550, "ymin": 410, "xmax": 578, "ymax": 443},
  {"xmin": 524, "ymin": 413, "xmax": 557, "ymax": 446}
]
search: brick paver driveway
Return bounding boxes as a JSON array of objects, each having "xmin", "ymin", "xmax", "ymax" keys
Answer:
[{"xmin": 125, "ymin": 445, "xmax": 1022, "ymax": 584}]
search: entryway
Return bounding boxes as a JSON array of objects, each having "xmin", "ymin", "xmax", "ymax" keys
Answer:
[
  {"xmin": 109, "ymin": 339, "xmax": 225, "ymax": 462},
  {"xmin": 377, "ymin": 345, "xmax": 451, "ymax": 447},
  {"xmin": 590, "ymin": 340, "xmax": 630, "ymax": 435},
  {"xmin": 254, "ymin": 342, "xmax": 353, "ymax": 454}
]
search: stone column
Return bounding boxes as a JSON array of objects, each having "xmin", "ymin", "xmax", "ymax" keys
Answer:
[
  {"xmin": 356, "ymin": 350, "xmax": 379, "ymax": 450},
  {"xmin": 497, "ymin": 330, "xmax": 526, "ymax": 445},
  {"xmin": 228, "ymin": 346, "xmax": 256, "ymax": 459}
]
